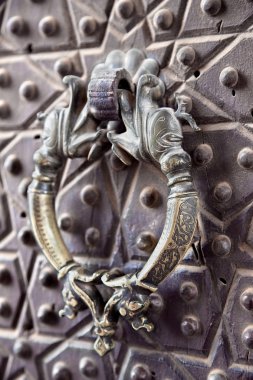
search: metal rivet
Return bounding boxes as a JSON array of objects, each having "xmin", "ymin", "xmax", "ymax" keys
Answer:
[
  {"xmin": 139, "ymin": 186, "xmax": 160, "ymax": 208},
  {"xmin": 181, "ymin": 315, "xmax": 201, "ymax": 336},
  {"xmin": 0, "ymin": 100, "xmax": 11, "ymax": 119},
  {"xmin": 0, "ymin": 265, "xmax": 12, "ymax": 285},
  {"xmin": 153, "ymin": 9, "xmax": 173, "ymax": 30},
  {"xmin": 58, "ymin": 213, "xmax": 72, "ymax": 232},
  {"xmin": 0, "ymin": 68, "xmax": 11, "ymax": 87},
  {"xmin": 54, "ymin": 57, "xmax": 73, "ymax": 77},
  {"xmin": 19, "ymin": 80, "xmax": 38, "ymax": 101},
  {"xmin": 39, "ymin": 16, "xmax": 59, "ymax": 37},
  {"xmin": 39, "ymin": 267, "xmax": 58, "ymax": 288},
  {"xmin": 79, "ymin": 357, "xmax": 98, "ymax": 377},
  {"xmin": 193, "ymin": 144, "xmax": 213, "ymax": 166},
  {"xmin": 213, "ymin": 182, "xmax": 232, "ymax": 202},
  {"xmin": 136, "ymin": 231, "xmax": 156, "ymax": 252},
  {"xmin": 13, "ymin": 339, "xmax": 32, "ymax": 359},
  {"xmin": 4, "ymin": 154, "xmax": 22, "ymax": 174},
  {"xmin": 18, "ymin": 177, "xmax": 32, "ymax": 197},
  {"xmin": 18, "ymin": 227, "xmax": 35, "ymax": 245},
  {"xmin": 211, "ymin": 235, "xmax": 231, "ymax": 257},
  {"xmin": 219, "ymin": 67, "xmax": 238, "ymax": 88},
  {"xmin": 37, "ymin": 303, "xmax": 59, "ymax": 325},
  {"xmin": 110, "ymin": 153, "xmax": 127, "ymax": 171},
  {"xmin": 242, "ymin": 325, "xmax": 253, "ymax": 349},
  {"xmin": 85, "ymin": 227, "xmax": 100, "ymax": 247},
  {"xmin": 180, "ymin": 281, "xmax": 198, "ymax": 303},
  {"xmin": 176, "ymin": 46, "xmax": 196, "ymax": 66},
  {"xmin": 240, "ymin": 288, "xmax": 253, "ymax": 311},
  {"xmin": 130, "ymin": 364, "xmax": 151, "ymax": 380},
  {"xmin": 80, "ymin": 184, "xmax": 100, "ymax": 206},
  {"xmin": 200, "ymin": 0, "xmax": 222, "ymax": 16},
  {"xmin": 116, "ymin": 0, "xmax": 135, "ymax": 19},
  {"xmin": 52, "ymin": 362, "xmax": 72, "ymax": 380},
  {"xmin": 0, "ymin": 298, "xmax": 12, "ymax": 318},
  {"xmin": 149, "ymin": 292, "xmax": 164, "ymax": 313},
  {"xmin": 6, "ymin": 16, "xmax": 28, "ymax": 36},
  {"xmin": 207, "ymin": 369, "xmax": 228, "ymax": 380},
  {"xmin": 79, "ymin": 16, "xmax": 97, "ymax": 36},
  {"xmin": 237, "ymin": 147, "xmax": 253, "ymax": 169}
]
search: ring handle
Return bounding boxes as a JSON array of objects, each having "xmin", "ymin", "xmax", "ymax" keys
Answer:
[{"xmin": 28, "ymin": 50, "xmax": 200, "ymax": 356}]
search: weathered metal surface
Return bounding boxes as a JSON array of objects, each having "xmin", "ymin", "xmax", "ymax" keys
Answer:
[{"xmin": 0, "ymin": 0, "xmax": 253, "ymax": 379}]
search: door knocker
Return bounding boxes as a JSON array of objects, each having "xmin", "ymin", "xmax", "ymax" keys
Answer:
[{"xmin": 28, "ymin": 49, "xmax": 200, "ymax": 356}]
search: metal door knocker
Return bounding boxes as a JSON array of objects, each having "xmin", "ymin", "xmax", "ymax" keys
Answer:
[{"xmin": 28, "ymin": 49, "xmax": 200, "ymax": 356}]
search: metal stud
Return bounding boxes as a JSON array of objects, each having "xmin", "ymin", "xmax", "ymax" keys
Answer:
[
  {"xmin": 149, "ymin": 292, "xmax": 164, "ymax": 313},
  {"xmin": 52, "ymin": 362, "xmax": 72, "ymax": 380},
  {"xmin": 237, "ymin": 147, "xmax": 253, "ymax": 169},
  {"xmin": 80, "ymin": 184, "xmax": 100, "ymax": 206},
  {"xmin": 0, "ymin": 265, "xmax": 12, "ymax": 285},
  {"xmin": 6, "ymin": 16, "xmax": 28, "ymax": 36},
  {"xmin": 0, "ymin": 298, "xmax": 12, "ymax": 318},
  {"xmin": 85, "ymin": 227, "xmax": 100, "ymax": 247},
  {"xmin": 54, "ymin": 57, "xmax": 73, "ymax": 77},
  {"xmin": 153, "ymin": 9, "xmax": 174, "ymax": 30},
  {"xmin": 39, "ymin": 267, "xmax": 58, "ymax": 288},
  {"xmin": 181, "ymin": 315, "xmax": 201, "ymax": 336},
  {"xmin": 207, "ymin": 369, "xmax": 228, "ymax": 380},
  {"xmin": 130, "ymin": 364, "xmax": 151, "ymax": 380},
  {"xmin": 242, "ymin": 325, "xmax": 253, "ymax": 349},
  {"xmin": 219, "ymin": 67, "xmax": 238, "ymax": 88},
  {"xmin": 58, "ymin": 213, "xmax": 72, "ymax": 232},
  {"xmin": 39, "ymin": 16, "xmax": 59, "ymax": 37},
  {"xmin": 79, "ymin": 16, "xmax": 98, "ymax": 36},
  {"xmin": 37, "ymin": 303, "xmax": 59, "ymax": 325},
  {"xmin": 240, "ymin": 288, "xmax": 253, "ymax": 311},
  {"xmin": 13, "ymin": 339, "xmax": 32, "ymax": 359},
  {"xmin": 176, "ymin": 46, "xmax": 196, "ymax": 66},
  {"xmin": 19, "ymin": 80, "xmax": 38, "ymax": 101},
  {"xmin": 18, "ymin": 226, "xmax": 35, "ymax": 245},
  {"xmin": 116, "ymin": 0, "xmax": 135, "ymax": 19},
  {"xmin": 180, "ymin": 281, "xmax": 198, "ymax": 303},
  {"xmin": 213, "ymin": 182, "xmax": 232, "ymax": 202},
  {"xmin": 0, "ymin": 68, "xmax": 11, "ymax": 87},
  {"xmin": 136, "ymin": 231, "xmax": 156, "ymax": 252},
  {"xmin": 79, "ymin": 357, "xmax": 98, "ymax": 377},
  {"xmin": 139, "ymin": 186, "xmax": 160, "ymax": 208},
  {"xmin": 193, "ymin": 144, "xmax": 213, "ymax": 166},
  {"xmin": 0, "ymin": 100, "xmax": 11, "ymax": 119},
  {"xmin": 4, "ymin": 154, "xmax": 22, "ymax": 175},
  {"xmin": 200, "ymin": 0, "xmax": 222, "ymax": 16},
  {"xmin": 211, "ymin": 235, "xmax": 231, "ymax": 257}
]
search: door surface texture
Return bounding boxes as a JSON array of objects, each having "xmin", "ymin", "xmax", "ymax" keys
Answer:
[{"xmin": 1, "ymin": 0, "xmax": 253, "ymax": 379}]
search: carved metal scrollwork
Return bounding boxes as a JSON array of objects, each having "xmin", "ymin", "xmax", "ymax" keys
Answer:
[{"xmin": 28, "ymin": 49, "xmax": 200, "ymax": 356}]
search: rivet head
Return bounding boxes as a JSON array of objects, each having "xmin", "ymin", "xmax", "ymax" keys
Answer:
[
  {"xmin": 180, "ymin": 281, "xmax": 198, "ymax": 303},
  {"xmin": 79, "ymin": 16, "xmax": 97, "ymax": 36},
  {"xmin": 149, "ymin": 292, "xmax": 164, "ymax": 313},
  {"xmin": 79, "ymin": 357, "xmax": 98, "ymax": 377},
  {"xmin": 116, "ymin": 0, "xmax": 135, "ymax": 19},
  {"xmin": 6, "ymin": 16, "xmax": 27, "ymax": 36},
  {"xmin": 110, "ymin": 153, "xmax": 127, "ymax": 171},
  {"xmin": 213, "ymin": 182, "xmax": 232, "ymax": 202},
  {"xmin": 0, "ymin": 100, "xmax": 11, "ymax": 119},
  {"xmin": 139, "ymin": 186, "xmax": 160, "ymax": 208},
  {"xmin": 200, "ymin": 0, "xmax": 222, "ymax": 16},
  {"xmin": 54, "ymin": 57, "xmax": 73, "ymax": 77},
  {"xmin": 37, "ymin": 303, "xmax": 59, "ymax": 325},
  {"xmin": 18, "ymin": 177, "xmax": 32, "ymax": 197},
  {"xmin": 0, "ymin": 68, "xmax": 11, "ymax": 87},
  {"xmin": 13, "ymin": 339, "xmax": 32, "ymax": 359},
  {"xmin": 0, "ymin": 298, "xmax": 12, "ymax": 318},
  {"xmin": 130, "ymin": 364, "xmax": 151, "ymax": 380},
  {"xmin": 219, "ymin": 66, "xmax": 238, "ymax": 88},
  {"xmin": 85, "ymin": 227, "xmax": 100, "ymax": 247},
  {"xmin": 242, "ymin": 325, "xmax": 253, "ymax": 349},
  {"xmin": 39, "ymin": 15, "xmax": 59, "ymax": 37},
  {"xmin": 207, "ymin": 369, "xmax": 228, "ymax": 380},
  {"xmin": 19, "ymin": 80, "xmax": 38, "ymax": 101},
  {"xmin": 181, "ymin": 315, "xmax": 201, "ymax": 336},
  {"xmin": 136, "ymin": 231, "xmax": 156, "ymax": 252},
  {"xmin": 80, "ymin": 184, "xmax": 100, "ymax": 206},
  {"xmin": 4, "ymin": 154, "xmax": 22, "ymax": 175},
  {"xmin": 240, "ymin": 288, "xmax": 253, "ymax": 311},
  {"xmin": 237, "ymin": 147, "xmax": 253, "ymax": 169},
  {"xmin": 18, "ymin": 227, "xmax": 35, "ymax": 246},
  {"xmin": 193, "ymin": 144, "xmax": 213, "ymax": 166},
  {"xmin": 176, "ymin": 46, "xmax": 196, "ymax": 66},
  {"xmin": 0, "ymin": 265, "xmax": 12, "ymax": 285},
  {"xmin": 153, "ymin": 8, "xmax": 173, "ymax": 30},
  {"xmin": 39, "ymin": 267, "xmax": 58, "ymax": 288},
  {"xmin": 211, "ymin": 235, "xmax": 231, "ymax": 257},
  {"xmin": 58, "ymin": 213, "xmax": 72, "ymax": 232},
  {"xmin": 52, "ymin": 362, "xmax": 72, "ymax": 380}
]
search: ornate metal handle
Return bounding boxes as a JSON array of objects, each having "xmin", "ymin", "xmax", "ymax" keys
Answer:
[{"xmin": 28, "ymin": 49, "xmax": 200, "ymax": 356}]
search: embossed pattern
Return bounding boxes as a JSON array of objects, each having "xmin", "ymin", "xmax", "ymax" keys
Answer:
[{"xmin": 0, "ymin": 0, "xmax": 253, "ymax": 378}]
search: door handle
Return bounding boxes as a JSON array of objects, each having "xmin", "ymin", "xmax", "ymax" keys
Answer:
[{"xmin": 28, "ymin": 49, "xmax": 200, "ymax": 356}]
